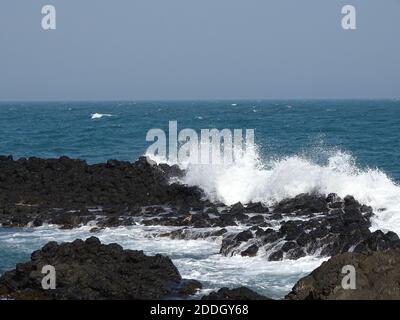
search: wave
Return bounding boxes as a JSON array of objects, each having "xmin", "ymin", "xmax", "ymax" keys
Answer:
[
  {"xmin": 147, "ymin": 144, "xmax": 400, "ymax": 235},
  {"xmin": 91, "ymin": 113, "xmax": 113, "ymax": 120}
]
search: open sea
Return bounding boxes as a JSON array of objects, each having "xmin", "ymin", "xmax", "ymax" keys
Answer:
[{"xmin": 1, "ymin": 99, "xmax": 400, "ymax": 298}]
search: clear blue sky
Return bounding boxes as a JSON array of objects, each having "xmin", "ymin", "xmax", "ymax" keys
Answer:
[{"xmin": 0, "ymin": 0, "xmax": 399, "ymax": 100}]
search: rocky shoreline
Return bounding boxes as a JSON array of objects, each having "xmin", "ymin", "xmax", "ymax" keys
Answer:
[
  {"xmin": 0, "ymin": 237, "xmax": 202, "ymax": 300},
  {"xmin": 1, "ymin": 155, "xmax": 400, "ymax": 299},
  {"xmin": 2, "ymin": 236, "xmax": 400, "ymax": 300}
]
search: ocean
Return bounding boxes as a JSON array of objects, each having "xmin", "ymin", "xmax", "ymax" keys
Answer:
[{"xmin": 1, "ymin": 99, "xmax": 400, "ymax": 298}]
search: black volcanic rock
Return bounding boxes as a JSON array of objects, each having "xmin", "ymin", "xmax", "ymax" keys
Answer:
[
  {"xmin": 217, "ymin": 193, "xmax": 400, "ymax": 260},
  {"xmin": 244, "ymin": 202, "xmax": 269, "ymax": 214},
  {"xmin": 202, "ymin": 287, "xmax": 270, "ymax": 300},
  {"xmin": 274, "ymin": 193, "xmax": 328, "ymax": 215},
  {"xmin": 241, "ymin": 244, "xmax": 259, "ymax": 257},
  {"xmin": 0, "ymin": 156, "xmax": 204, "ymax": 227},
  {"xmin": 286, "ymin": 249, "xmax": 400, "ymax": 300},
  {"xmin": 0, "ymin": 237, "xmax": 201, "ymax": 300},
  {"xmin": 230, "ymin": 202, "xmax": 245, "ymax": 215}
]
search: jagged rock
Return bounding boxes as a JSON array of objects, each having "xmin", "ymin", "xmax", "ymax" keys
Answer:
[
  {"xmin": 226, "ymin": 203, "xmax": 248, "ymax": 222},
  {"xmin": 230, "ymin": 202, "xmax": 245, "ymax": 215},
  {"xmin": 0, "ymin": 237, "xmax": 201, "ymax": 300},
  {"xmin": 274, "ymin": 193, "xmax": 328, "ymax": 215},
  {"xmin": 286, "ymin": 249, "xmax": 400, "ymax": 300},
  {"xmin": 218, "ymin": 193, "xmax": 399, "ymax": 260},
  {"xmin": 244, "ymin": 202, "xmax": 269, "ymax": 214}
]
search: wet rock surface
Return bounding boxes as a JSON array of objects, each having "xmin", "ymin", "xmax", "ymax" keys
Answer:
[
  {"xmin": 286, "ymin": 249, "xmax": 400, "ymax": 300},
  {"xmin": 0, "ymin": 237, "xmax": 201, "ymax": 300},
  {"xmin": 175, "ymin": 194, "xmax": 396, "ymax": 261}
]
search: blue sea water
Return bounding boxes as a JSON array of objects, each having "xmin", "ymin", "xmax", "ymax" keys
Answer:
[
  {"xmin": 1, "ymin": 100, "xmax": 400, "ymax": 298},
  {"xmin": 1, "ymin": 100, "xmax": 400, "ymax": 180}
]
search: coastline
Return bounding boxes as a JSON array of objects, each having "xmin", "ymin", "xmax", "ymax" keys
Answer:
[{"xmin": 1, "ymin": 155, "xmax": 400, "ymax": 299}]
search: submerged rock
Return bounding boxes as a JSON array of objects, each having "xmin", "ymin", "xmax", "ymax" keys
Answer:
[
  {"xmin": 0, "ymin": 237, "xmax": 201, "ymax": 300},
  {"xmin": 286, "ymin": 249, "xmax": 400, "ymax": 300}
]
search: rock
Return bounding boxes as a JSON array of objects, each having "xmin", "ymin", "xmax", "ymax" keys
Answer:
[
  {"xmin": 241, "ymin": 244, "xmax": 259, "ymax": 257},
  {"xmin": 218, "ymin": 213, "xmax": 238, "ymax": 227},
  {"xmin": 202, "ymin": 287, "xmax": 271, "ymax": 300},
  {"xmin": 235, "ymin": 230, "xmax": 253, "ymax": 242},
  {"xmin": 32, "ymin": 217, "xmax": 43, "ymax": 227},
  {"xmin": 175, "ymin": 280, "xmax": 203, "ymax": 296},
  {"xmin": 344, "ymin": 195, "xmax": 359, "ymax": 207},
  {"xmin": 247, "ymin": 215, "xmax": 265, "ymax": 225},
  {"xmin": 220, "ymin": 230, "xmax": 255, "ymax": 256},
  {"xmin": 262, "ymin": 229, "xmax": 282, "ymax": 244},
  {"xmin": 0, "ymin": 237, "xmax": 201, "ymax": 300},
  {"xmin": 281, "ymin": 241, "xmax": 297, "ymax": 252},
  {"xmin": 326, "ymin": 193, "xmax": 342, "ymax": 204},
  {"xmin": 159, "ymin": 227, "xmax": 227, "ymax": 240},
  {"xmin": 268, "ymin": 250, "xmax": 284, "ymax": 261},
  {"xmin": 217, "ymin": 193, "xmax": 398, "ymax": 261},
  {"xmin": 364, "ymin": 230, "xmax": 400, "ymax": 252},
  {"xmin": 0, "ymin": 156, "xmax": 205, "ymax": 227},
  {"xmin": 286, "ymin": 249, "xmax": 400, "ymax": 300},
  {"xmin": 244, "ymin": 202, "xmax": 269, "ymax": 214},
  {"xmin": 226, "ymin": 203, "xmax": 248, "ymax": 222},
  {"xmin": 50, "ymin": 213, "xmax": 87, "ymax": 229},
  {"xmin": 274, "ymin": 194, "xmax": 328, "ymax": 214},
  {"xmin": 280, "ymin": 221, "xmax": 303, "ymax": 241},
  {"xmin": 230, "ymin": 202, "xmax": 245, "ymax": 215}
]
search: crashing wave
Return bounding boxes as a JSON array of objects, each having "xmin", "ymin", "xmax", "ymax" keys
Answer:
[{"xmin": 147, "ymin": 144, "xmax": 400, "ymax": 234}]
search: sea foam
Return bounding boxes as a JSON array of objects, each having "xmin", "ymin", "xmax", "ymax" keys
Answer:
[
  {"xmin": 0, "ymin": 224, "xmax": 324, "ymax": 299},
  {"xmin": 148, "ymin": 144, "xmax": 400, "ymax": 235}
]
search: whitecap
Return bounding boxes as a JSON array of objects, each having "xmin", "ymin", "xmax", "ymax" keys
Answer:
[{"xmin": 91, "ymin": 113, "xmax": 113, "ymax": 120}]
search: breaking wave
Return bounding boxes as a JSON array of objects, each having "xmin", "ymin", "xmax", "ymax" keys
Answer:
[{"xmin": 147, "ymin": 144, "xmax": 400, "ymax": 234}]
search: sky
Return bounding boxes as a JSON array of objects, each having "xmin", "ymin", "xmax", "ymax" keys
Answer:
[{"xmin": 0, "ymin": 0, "xmax": 399, "ymax": 100}]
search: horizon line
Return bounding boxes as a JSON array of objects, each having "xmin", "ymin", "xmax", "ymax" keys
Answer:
[{"xmin": 0, "ymin": 97, "xmax": 399, "ymax": 103}]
